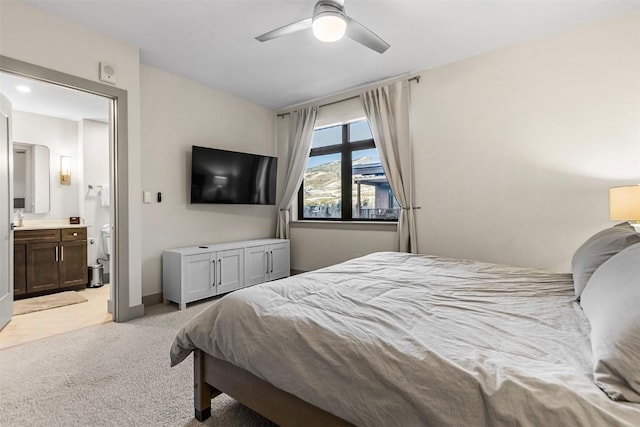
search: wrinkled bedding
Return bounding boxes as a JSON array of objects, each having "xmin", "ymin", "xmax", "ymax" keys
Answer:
[{"xmin": 171, "ymin": 252, "xmax": 640, "ymax": 426}]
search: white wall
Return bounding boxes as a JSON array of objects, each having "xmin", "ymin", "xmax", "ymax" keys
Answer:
[
  {"xmin": 288, "ymin": 12, "xmax": 640, "ymax": 272},
  {"xmin": 12, "ymin": 110, "xmax": 81, "ymax": 219},
  {"xmin": 0, "ymin": 1, "xmax": 143, "ymax": 307},
  {"xmin": 290, "ymin": 225, "xmax": 396, "ymax": 272},
  {"xmin": 412, "ymin": 12, "xmax": 639, "ymax": 271},
  {"xmin": 32, "ymin": 144, "xmax": 50, "ymax": 213},
  {"xmin": 140, "ymin": 65, "xmax": 276, "ymax": 297},
  {"xmin": 81, "ymin": 119, "xmax": 110, "ymax": 268},
  {"xmin": 1, "ymin": 2, "xmax": 276, "ymax": 303}
]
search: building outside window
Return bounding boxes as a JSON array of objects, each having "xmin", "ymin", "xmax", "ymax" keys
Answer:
[{"xmin": 298, "ymin": 119, "xmax": 399, "ymax": 221}]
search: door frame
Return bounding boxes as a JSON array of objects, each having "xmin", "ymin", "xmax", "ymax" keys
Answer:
[
  {"xmin": 0, "ymin": 92, "xmax": 13, "ymax": 330},
  {"xmin": 0, "ymin": 55, "xmax": 133, "ymax": 322}
]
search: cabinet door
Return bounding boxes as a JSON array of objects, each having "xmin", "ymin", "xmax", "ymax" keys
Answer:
[
  {"xmin": 244, "ymin": 245, "xmax": 268, "ymax": 287},
  {"xmin": 215, "ymin": 249, "xmax": 244, "ymax": 294},
  {"xmin": 59, "ymin": 241, "xmax": 88, "ymax": 288},
  {"xmin": 14, "ymin": 244, "xmax": 26, "ymax": 296},
  {"xmin": 26, "ymin": 242, "xmax": 59, "ymax": 293},
  {"xmin": 184, "ymin": 253, "xmax": 215, "ymax": 303},
  {"xmin": 268, "ymin": 243, "xmax": 290, "ymax": 281}
]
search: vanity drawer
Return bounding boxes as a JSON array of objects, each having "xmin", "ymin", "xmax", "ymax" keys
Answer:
[
  {"xmin": 61, "ymin": 228, "xmax": 87, "ymax": 241},
  {"xmin": 14, "ymin": 229, "xmax": 60, "ymax": 244}
]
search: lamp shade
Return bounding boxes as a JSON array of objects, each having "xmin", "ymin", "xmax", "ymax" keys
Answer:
[{"xmin": 610, "ymin": 185, "xmax": 640, "ymax": 221}]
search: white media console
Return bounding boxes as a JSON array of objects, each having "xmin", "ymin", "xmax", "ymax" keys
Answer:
[{"xmin": 162, "ymin": 238, "xmax": 290, "ymax": 310}]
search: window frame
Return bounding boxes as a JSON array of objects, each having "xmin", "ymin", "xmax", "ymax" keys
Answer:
[{"xmin": 297, "ymin": 121, "xmax": 398, "ymax": 222}]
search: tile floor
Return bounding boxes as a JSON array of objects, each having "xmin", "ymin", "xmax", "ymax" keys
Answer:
[{"xmin": 0, "ymin": 285, "xmax": 112, "ymax": 350}]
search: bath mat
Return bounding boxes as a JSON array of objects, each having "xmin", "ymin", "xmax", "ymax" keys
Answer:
[{"xmin": 14, "ymin": 291, "xmax": 88, "ymax": 316}]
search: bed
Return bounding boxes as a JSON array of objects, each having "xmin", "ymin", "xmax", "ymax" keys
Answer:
[{"xmin": 170, "ymin": 249, "xmax": 640, "ymax": 426}]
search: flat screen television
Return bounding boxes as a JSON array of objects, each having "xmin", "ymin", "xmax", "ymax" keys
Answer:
[{"xmin": 190, "ymin": 145, "xmax": 277, "ymax": 205}]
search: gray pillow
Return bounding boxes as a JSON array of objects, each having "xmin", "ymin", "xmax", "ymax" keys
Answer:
[
  {"xmin": 571, "ymin": 226, "xmax": 640, "ymax": 298},
  {"xmin": 613, "ymin": 221, "xmax": 636, "ymax": 231},
  {"xmin": 580, "ymin": 243, "xmax": 640, "ymax": 402}
]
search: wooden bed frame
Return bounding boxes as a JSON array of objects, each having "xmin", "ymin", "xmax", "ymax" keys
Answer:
[{"xmin": 193, "ymin": 349, "xmax": 353, "ymax": 426}]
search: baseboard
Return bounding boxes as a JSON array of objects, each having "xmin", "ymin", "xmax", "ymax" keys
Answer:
[
  {"xmin": 106, "ymin": 300, "xmax": 144, "ymax": 321},
  {"xmin": 127, "ymin": 304, "xmax": 145, "ymax": 320},
  {"xmin": 291, "ymin": 269, "xmax": 307, "ymax": 276},
  {"xmin": 142, "ymin": 292, "xmax": 163, "ymax": 307}
]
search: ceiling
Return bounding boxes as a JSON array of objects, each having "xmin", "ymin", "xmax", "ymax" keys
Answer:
[{"xmin": 19, "ymin": 0, "xmax": 640, "ymax": 111}]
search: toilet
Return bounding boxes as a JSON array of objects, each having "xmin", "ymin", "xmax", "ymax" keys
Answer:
[{"xmin": 101, "ymin": 224, "xmax": 111, "ymax": 259}]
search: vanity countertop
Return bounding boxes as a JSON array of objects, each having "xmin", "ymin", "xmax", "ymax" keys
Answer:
[{"xmin": 14, "ymin": 223, "xmax": 86, "ymax": 231}]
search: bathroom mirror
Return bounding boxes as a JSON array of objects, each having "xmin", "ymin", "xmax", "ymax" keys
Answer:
[{"xmin": 13, "ymin": 142, "xmax": 50, "ymax": 214}]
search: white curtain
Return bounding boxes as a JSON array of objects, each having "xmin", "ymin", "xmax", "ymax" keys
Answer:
[
  {"xmin": 360, "ymin": 80, "xmax": 417, "ymax": 253},
  {"xmin": 276, "ymin": 106, "xmax": 318, "ymax": 239}
]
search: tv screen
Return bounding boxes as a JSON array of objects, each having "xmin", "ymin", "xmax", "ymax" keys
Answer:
[{"xmin": 190, "ymin": 146, "xmax": 277, "ymax": 205}]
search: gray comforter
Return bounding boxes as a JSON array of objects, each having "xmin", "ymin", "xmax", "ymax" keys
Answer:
[{"xmin": 171, "ymin": 252, "xmax": 640, "ymax": 426}]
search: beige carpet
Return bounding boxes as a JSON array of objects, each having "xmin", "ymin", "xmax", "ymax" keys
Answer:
[
  {"xmin": 0, "ymin": 300, "xmax": 275, "ymax": 426},
  {"xmin": 13, "ymin": 291, "xmax": 88, "ymax": 316}
]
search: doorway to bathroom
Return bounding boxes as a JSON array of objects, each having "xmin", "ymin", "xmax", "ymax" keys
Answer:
[{"xmin": 0, "ymin": 69, "xmax": 115, "ymax": 348}]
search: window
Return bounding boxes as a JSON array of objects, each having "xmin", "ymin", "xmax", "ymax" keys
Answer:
[{"xmin": 298, "ymin": 120, "xmax": 399, "ymax": 221}]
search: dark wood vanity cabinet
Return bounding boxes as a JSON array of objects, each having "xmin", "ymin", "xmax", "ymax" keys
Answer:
[
  {"xmin": 14, "ymin": 227, "xmax": 88, "ymax": 298},
  {"xmin": 13, "ymin": 244, "xmax": 26, "ymax": 296},
  {"xmin": 26, "ymin": 242, "xmax": 60, "ymax": 293},
  {"xmin": 60, "ymin": 241, "xmax": 88, "ymax": 287}
]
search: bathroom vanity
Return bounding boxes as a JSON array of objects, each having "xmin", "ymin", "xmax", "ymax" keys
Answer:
[{"xmin": 14, "ymin": 225, "xmax": 88, "ymax": 298}]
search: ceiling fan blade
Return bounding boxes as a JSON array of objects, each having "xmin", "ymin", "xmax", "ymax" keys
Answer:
[
  {"xmin": 346, "ymin": 16, "xmax": 390, "ymax": 54},
  {"xmin": 255, "ymin": 18, "xmax": 313, "ymax": 42}
]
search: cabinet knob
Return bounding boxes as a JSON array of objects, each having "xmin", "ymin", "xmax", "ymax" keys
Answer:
[{"xmin": 72, "ymin": 232, "xmax": 78, "ymax": 236}]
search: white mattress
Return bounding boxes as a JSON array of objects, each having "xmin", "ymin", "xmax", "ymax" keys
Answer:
[{"xmin": 171, "ymin": 252, "xmax": 640, "ymax": 426}]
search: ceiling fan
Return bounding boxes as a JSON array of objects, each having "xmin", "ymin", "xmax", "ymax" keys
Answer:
[{"xmin": 255, "ymin": 0, "xmax": 390, "ymax": 54}]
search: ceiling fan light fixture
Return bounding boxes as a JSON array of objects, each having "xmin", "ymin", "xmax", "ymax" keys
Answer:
[
  {"xmin": 255, "ymin": 0, "xmax": 389, "ymax": 53},
  {"xmin": 312, "ymin": 12, "xmax": 347, "ymax": 42}
]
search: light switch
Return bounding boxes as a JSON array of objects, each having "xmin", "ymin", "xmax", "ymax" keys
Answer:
[{"xmin": 143, "ymin": 191, "xmax": 153, "ymax": 204}]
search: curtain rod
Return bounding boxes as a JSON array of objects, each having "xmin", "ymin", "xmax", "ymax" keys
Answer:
[{"xmin": 277, "ymin": 75, "xmax": 420, "ymax": 118}]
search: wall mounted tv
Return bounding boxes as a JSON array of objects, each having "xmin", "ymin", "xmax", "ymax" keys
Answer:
[{"xmin": 190, "ymin": 145, "xmax": 277, "ymax": 205}]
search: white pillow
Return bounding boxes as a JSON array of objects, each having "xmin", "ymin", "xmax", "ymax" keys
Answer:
[
  {"xmin": 580, "ymin": 243, "xmax": 640, "ymax": 402},
  {"xmin": 571, "ymin": 225, "xmax": 640, "ymax": 298}
]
